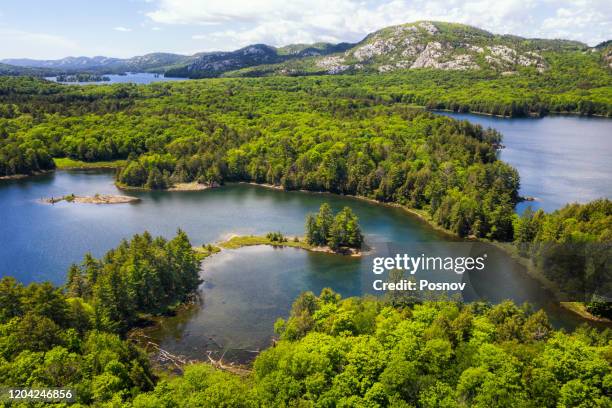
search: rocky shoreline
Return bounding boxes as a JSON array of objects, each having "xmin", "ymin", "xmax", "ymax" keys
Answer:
[{"xmin": 44, "ymin": 194, "xmax": 140, "ymax": 204}]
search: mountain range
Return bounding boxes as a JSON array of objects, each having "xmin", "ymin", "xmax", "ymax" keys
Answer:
[{"xmin": 1, "ymin": 21, "xmax": 610, "ymax": 79}]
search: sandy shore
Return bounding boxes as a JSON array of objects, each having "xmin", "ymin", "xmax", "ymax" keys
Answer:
[
  {"xmin": 44, "ymin": 194, "xmax": 140, "ymax": 204},
  {"xmin": 167, "ymin": 182, "xmax": 213, "ymax": 191}
]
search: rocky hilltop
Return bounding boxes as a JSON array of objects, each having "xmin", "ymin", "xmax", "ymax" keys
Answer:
[
  {"xmin": 235, "ymin": 21, "xmax": 590, "ymax": 77},
  {"xmin": 2, "ymin": 21, "xmax": 606, "ymax": 79},
  {"xmin": 164, "ymin": 42, "xmax": 353, "ymax": 78},
  {"xmin": 320, "ymin": 21, "xmax": 548, "ymax": 73}
]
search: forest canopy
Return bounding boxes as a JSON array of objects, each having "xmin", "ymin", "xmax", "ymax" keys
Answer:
[
  {"xmin": 306, "ymin": 203, "xmax": 364, "ymax": 250},
  {"xmin": 0, "ymin": 230, "xmax": 199, "ymax": 406},
  {"xmin": 0, "ymin": 76, "xmax": 521, "ymax": 241},
  {"xmin": 133, "ymin": 289, "xmax": 612, "ymax": 408}
]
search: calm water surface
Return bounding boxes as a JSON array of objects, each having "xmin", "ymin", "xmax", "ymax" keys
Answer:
[
  {"xmin": 439, "ymin": 113, "xmax": 612, "ymax": 212},
  {"xmin": 0, "ymin": 171, "xmax": 594, "ymax": 361},
  {"xmin": 0, "ymin": 171, "xmax": 446, "ymax": 284},
  {"xmin": 45, "ymin": 72, "xmax": 187, "ymax": 85}
]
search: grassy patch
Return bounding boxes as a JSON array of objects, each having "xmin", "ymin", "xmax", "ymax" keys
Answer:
[
  {"xmin": 219, "ymin": 235, "xmax": 311, "ymax": 250},
  {"xmin": 54, "ymin": 157, "xmax": 126, "ymax": 169},
  {"xmin": 560, "ymin": 302, "xmax": 611, "ymax": 322},
  {"xmin": 192, "ymin": 244, "xmax": 222, "ymax": 260}
]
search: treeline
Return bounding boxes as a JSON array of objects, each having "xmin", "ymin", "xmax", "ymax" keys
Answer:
[
  {"xmin": 56, "ymin": 73, "xmax": 111, "ymax": 83},
  {"xmin": 111, "ymin": 109, "xmax": 517, "ymax": 240},
  {"xmin": 133, "ymin": 289, "xmax": 612, "ymax": 407},
  {"xmin": 0, "ymin": 76, "xmax": 141, "ymax": 117},
  {"xmin": 514, "ymin": 199, "xmax": 612, "ymax": 317},
  {"xmin": 0, "ymin": 230, "xmax": 200, "ymax": 405},
  {"xmin": 306, "ymin": 203, "xmax": 364, "ymax": 249},
  {"xmin": 0, "ymin": 277, "xmax": 155, "ymax": 404},
  {"xmin": 0, "ymin": 76, "xmax": 520, "ymax": 238},
  {"xmin": 0, "ymin": 136, "xmax": 56, "ymax": 176},
  {"xmin": 229, "ymin": 51, "xmax": 612, "ymax": 117},
  {"xmin": 1, "ymin": 74, "xmax": 608, "ymax": 242},
  {"xmin": 66, "ymin": 230, "xmax": 200, "ymax": 332}
]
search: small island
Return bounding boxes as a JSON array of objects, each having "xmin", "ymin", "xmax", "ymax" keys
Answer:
[
  {"xmin": 196, "ymin": 204, "xmax": 365, "ymax": 257},
  {"xmin": 44, "ymin": 193, "xmax": 140, "ymax": 204}
]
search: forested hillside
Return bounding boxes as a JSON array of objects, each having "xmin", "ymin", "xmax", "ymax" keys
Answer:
[
  {"xmin": 132, "ymin": 289, "xmax": 612, "ymax": 407},
  {"xmin": 2, "ymin": 21, "xmax": 610, "ymax": 86}
]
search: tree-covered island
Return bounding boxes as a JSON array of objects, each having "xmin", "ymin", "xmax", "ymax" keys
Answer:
[
  {"xmin": 306, "ymin": 204, "xmax": 364, "ymax": 251},
  {"xmin": 202, "ymin": 204, "xmax": 365, "ymax": 256}
]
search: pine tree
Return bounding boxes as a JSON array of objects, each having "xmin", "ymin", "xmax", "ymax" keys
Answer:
[{"xmin": 315, "ymin": 203, "xmax": 334, "ymax": 245}]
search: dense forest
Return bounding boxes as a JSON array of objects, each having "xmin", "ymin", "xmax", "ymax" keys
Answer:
[
  {"xmin": 65, "ymin": 229, "xmax": 200, "ymax": 332},
  {"xmin": 306, "ymin": 204, "xmax": 364, "ymax": 250},
  {"xmin": 2, "ymin": 262, "xmax": 610, "ymax": 406},
  {"xmin": 0, "ymin": 20, "xmax": 610, "ymax": 406},
  {"xmin": 131, "ymin": 289, "xmax": 611, "ymax": 407},
  {"xmin": 0, "ymin": 230, "xmax": 199, "ymax": 405},
  {"xmin": 0, "ymin": 75, "xmax": 521, "ymax": 241},
  {"xmin": 514, "ymin": 199, "xmax": 612, "ymax": 316}
]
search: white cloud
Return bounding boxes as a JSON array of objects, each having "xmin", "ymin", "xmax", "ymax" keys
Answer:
[
  {"xmin": 0, "ymin": 28, "xmax": 79, "ymax": 59},
  {"xmin": 147, "ymin": 0, "xmax": 611, "ymax": 48},
  {"xmin": 113, "ymin": 26, "xmax": 133, "ymax": 32},
  {"xmin": 541, "ymin": 4, "xmax": 611, "ymax": 44}
]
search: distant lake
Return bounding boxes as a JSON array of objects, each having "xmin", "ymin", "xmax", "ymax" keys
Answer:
[
  {"xmin": 438, "ymin": 112, "xmax": 612, "ymax": 212},
  {"xmin": 45, "ymin": 72, "xmax": 187, "ymax": 85}
]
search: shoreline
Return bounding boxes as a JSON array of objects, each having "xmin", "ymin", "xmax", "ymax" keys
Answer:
[
  {"xmin": 241, "ymin": 181, "xmax": 460, "ymax": 239},
  {"xmin": 4, "ymin": 172, "xmax": 608, "ymax": 324},
  {"xmin": 216, "ymin": 234, "xmax": 366, "ymax": 257},
  {"xmin": 167, "ymin": 182, "xmax": 216, "ymax": 191},
  {"xmin": 431, "ymin": 108, "xmax": 611, "ymax": 119},
  {"xmin": 0, "ymin": 169, "xmax": 53, "ymax": 180},
  {"xmin": 117, "ymin": 181, "xmax": 217, "ymax": 192},
  {"xmin": 43, "ymin": 194, "xmax": 140, "ymax": 205},
  {"xmin": 239, "ymin": 182, "xmax": 609, "ymax": 324}
]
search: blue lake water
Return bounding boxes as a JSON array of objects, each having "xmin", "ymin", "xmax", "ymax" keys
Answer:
[
  {"xmin": 45, "ymin": 72, "xmax": 187, "ymax": 85},
  {"xmin": 438, "ymin": 112, "xmax": 612, "ymax": 213}
]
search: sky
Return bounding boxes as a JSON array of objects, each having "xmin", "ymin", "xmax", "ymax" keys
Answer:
[{"xmin": 0, "ymin": 0, "xmax": 610, "ymax": 59}]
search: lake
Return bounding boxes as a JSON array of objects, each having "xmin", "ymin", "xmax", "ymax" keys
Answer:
[
  {"xmin": 1, "ymin": 113, "xmax": 610, "ymax": 361},
  {"xmin": 438, "ymin": 112, "xmax": 612, "ymax": 212},
  {"xmin": 0, "ymin": 171, "xmax": 595, "ymax": 361},
  {"xmin": 45, "ymin": 72, "xmax": 187, "ymax": 85}
]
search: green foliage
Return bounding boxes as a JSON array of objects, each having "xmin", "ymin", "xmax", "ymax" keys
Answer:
[
  {"xmin": 514, "ymin": 199, "xmax": 612, "ymax": 312},
  {"xmin": 265, "ymin": 231, "xmax": 287, "ymax": 242},
  {"xmin": 306, "ymin": 204, "xmax": 364, "ymax": 249},
  {"xmin": 0, "ymin": 277, "xmax": 155, "ymax": 405},
  {"xmin": 0, "ymin": 74, "xmax": 546, "ymax": 240},
  {"xmin": 0, "ymin": 230, "xmax": 203, "ymax": 405},
  {"xmin": 67, "ymin": 230, "xmax": 200, "ymax": 331},
  {"xmin": 138, "ymin": 290, "xmax": 612, "ymax": 407}
]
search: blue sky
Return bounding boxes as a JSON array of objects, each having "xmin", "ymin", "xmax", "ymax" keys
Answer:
[{"xmin": 0, "ymin": 0, "xmax": 610, "ymax": 59}]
